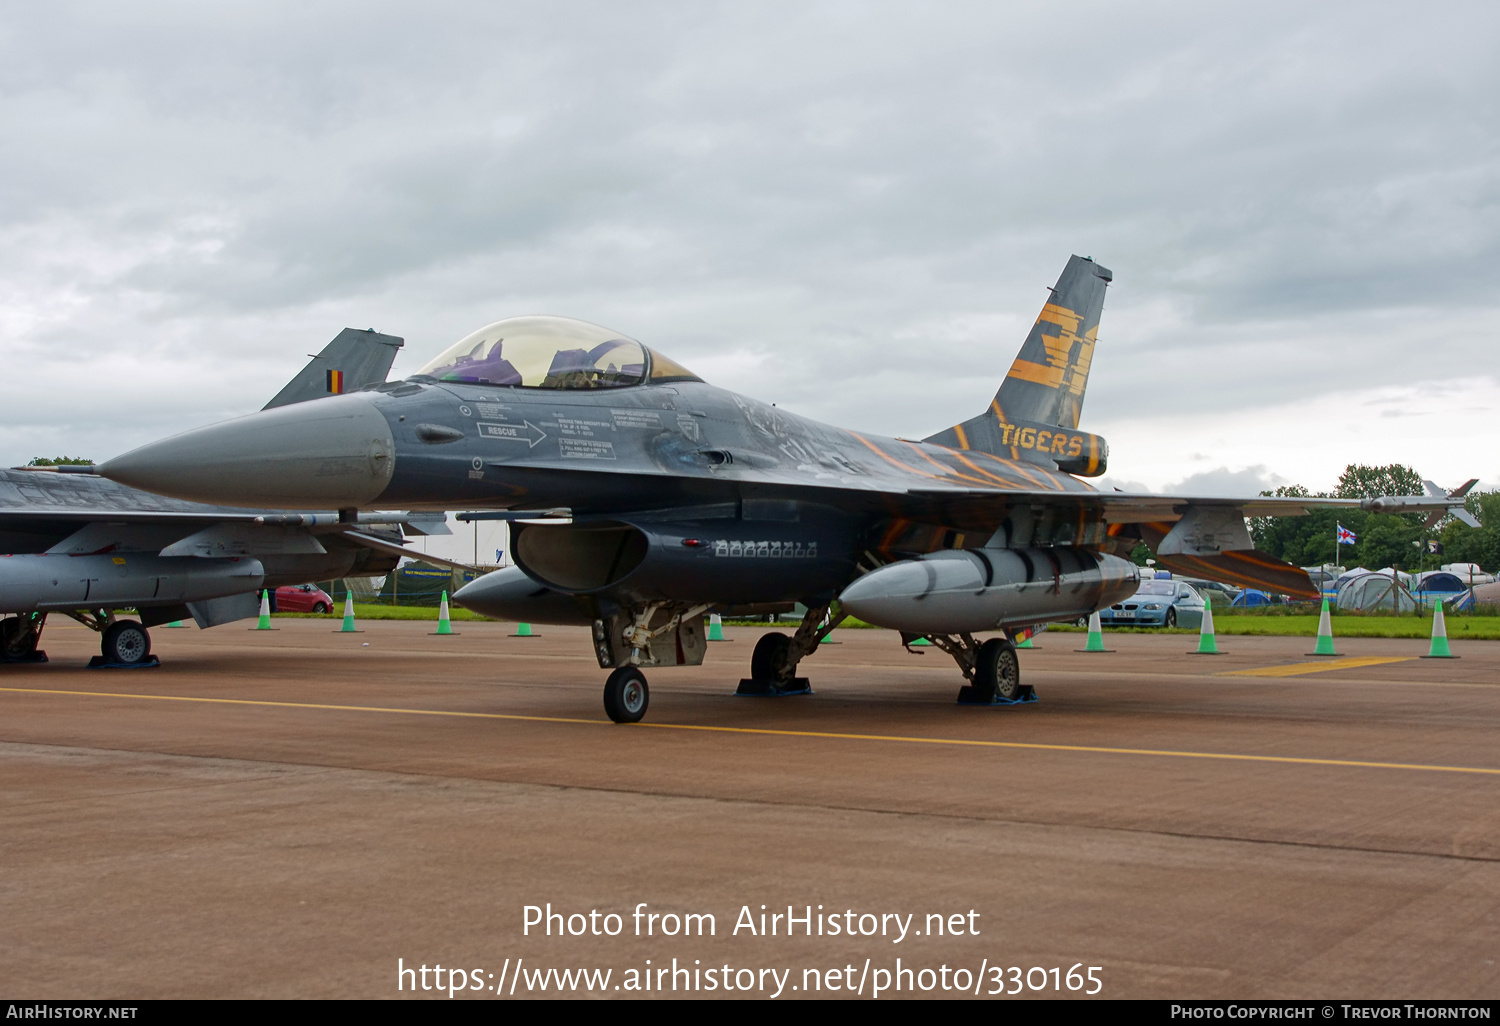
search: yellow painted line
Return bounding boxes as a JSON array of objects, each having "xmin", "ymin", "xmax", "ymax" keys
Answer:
[
  {"xmin": 1222, "ymin": 656, "xmax": 1413, "ymax": 678},
  {"xmin": 3, "ymin": 685, "xmax": 1500, "ymax": 778}
]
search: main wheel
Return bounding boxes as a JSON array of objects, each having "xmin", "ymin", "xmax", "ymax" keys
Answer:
[
  {"xmin": 101, "ymin": 620, "xmax": 151, "ymax": 665},
  {"xmin": 750, "ymin": 631, "xmax": 794, "ymax": 684},
  {"xmin": 973, "ymin": 637, "xmax": 1026, "ymax": 701},
  {"xmin": 603, "ymin": 666, "xmax": 649, "ymax": 723}
]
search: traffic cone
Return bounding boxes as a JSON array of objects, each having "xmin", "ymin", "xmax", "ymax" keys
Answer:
[
  {"xmin": 252, "ymin": 590, "xmax": 275, "ymax": 630},
  {"xmin": 432, "ymin": 591, "xmax": 457, "ymax": 636},
  {"xmin": 707, "ymin": 613, "xmax": 728, "ymax": 641},
  {"xmin": 1308, "ymin": 598, "xmax": 1337, "ymax": 655},
  {"xmin": 910, "ymin": 635, "xmax": 930, "ymax": 647},
  {"xmin": 1422, "ymin": 603, "xmax": 1457, "ymax": 659},
  {"xmin": 337, "ymin": 592, "xmax": 361, "ymax": 633},
  {"xmin": 512, "ymin": 622, "xmax": 535, "ymax": 637},
  {"xmin": 165, "ymin": 620, "xmax": 188, "ymax": 628},
  {"xmin": 1192, "ymin": 595, "xmax": 1221, "ymax": 654},
  {"xmin": 1077, "ymin": 611, "xmax": 1112, "ymax": 652},
  {"xmin": 1014, "ymin": 628, "xmax": 1034, "ymax": 649}
]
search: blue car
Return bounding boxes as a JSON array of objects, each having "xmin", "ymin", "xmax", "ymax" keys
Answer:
[{"xmin": 1098, "ymin": 579, "xmax": 1206, "ymax": 629}]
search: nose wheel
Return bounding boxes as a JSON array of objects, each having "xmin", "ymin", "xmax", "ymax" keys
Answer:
[{"xmin": 603, "ymin": 666, "xmax": 650, "ymax": 723}]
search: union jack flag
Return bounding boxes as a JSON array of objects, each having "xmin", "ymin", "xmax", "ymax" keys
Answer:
[{"xmin": 1337, "ymin": 525, "xmax": 1357, "ymax": 545}]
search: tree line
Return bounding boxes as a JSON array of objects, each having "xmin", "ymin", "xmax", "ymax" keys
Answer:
[{"xmin": 1249, "ymin": 464, "xmax": 1496, "ymax": 573}]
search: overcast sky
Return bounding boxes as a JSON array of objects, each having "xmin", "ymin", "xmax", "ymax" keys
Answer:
[{"xmin": 1, "ymin": 1, "xmax": 1495, "ymax": 497}]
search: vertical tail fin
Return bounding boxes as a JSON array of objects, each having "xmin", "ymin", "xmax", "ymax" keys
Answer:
[
  {"xmin": 262, "ymin": 328, "xmax": 405, "ymax": 410},
  {"xmin": 925, "ymin": 255, "xmax": 1111, "ymax": 473},
  {"xmin": 997, "ymin": 255, "xmax": 1111, "ymax": 429}
]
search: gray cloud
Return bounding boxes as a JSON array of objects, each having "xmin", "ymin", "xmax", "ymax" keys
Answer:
[{"xmin": 1, "ymin": 1, "xmax": 1497, "ymax": 475}]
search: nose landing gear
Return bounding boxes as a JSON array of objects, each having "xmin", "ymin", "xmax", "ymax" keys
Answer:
[{"xmin": 603, "ymin": 666, "xmax": 649, "ymax": 723}]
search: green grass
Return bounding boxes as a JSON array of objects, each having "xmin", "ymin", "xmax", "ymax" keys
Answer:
[
  {"xmin": 834, "ymin": 614, "xmax": 1498, "ymax": 640},
  {"xmin": 271, "ymin": 606, "xmax": 1500, "ymax": 638},
  {"xmin": 274, "ymin": 603, "xmax": 495, "ymax": 622}
]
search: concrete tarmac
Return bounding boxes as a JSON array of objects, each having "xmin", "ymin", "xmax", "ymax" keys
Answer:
[{"xmin": 2, "ymin": 618, "xmax": 1497, "ymax": 999}]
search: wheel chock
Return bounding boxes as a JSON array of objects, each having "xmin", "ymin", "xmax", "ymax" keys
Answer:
[
  {"xmin": 736, "ymin": 677, "xmax": 813, "ymax": 696},
  {"xmin": 956, "ymin": 686, "xmax": 1039, "ymax": 706},
  {"xmin": 87, "ymin": 655, "xmax": 161, "ymax": 670}
]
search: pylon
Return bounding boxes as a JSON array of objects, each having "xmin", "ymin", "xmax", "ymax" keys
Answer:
[
  {"xmin": 1308, "ymin": 598, "xmax": 1337, "ymax": 655},
  {"xmin": 1015, "ymin": 629, "xmax": 1034, "ymax": 649},
  {"xmin": 512, "ymin": 622, "xmax": 535, "ymax": 637},
  {"xmin": 1192, "ymin": 595, "xmax": 1221, "ymax": 654},
  {"xmin": 337, "ymin": 592, "xmax": 361, "ymax": 633},
  {"xmin": 910, "ymin": 635, "xmax": 930, "ymax": 647},
  {"xmin": 1078, "ymin": 611, "xmax": 1113, "ymax": 652},
  {"xmin": 1422, "ymin": 603, "xmax": 1457, "ymax": 658},
  {"xmin": 252, "ymin": 590, "xmax": 275, "ymax": 630},
  {"xmin": 432, "ymin": 591, "xmax": 457, "ymax": 635},
  {"xmin": 707, "ymin": 613, "xmax": 728, "ymax": 641},
  {"xmin": 165, "ymin": 620, "xmax": 188, "ymax": 628}
]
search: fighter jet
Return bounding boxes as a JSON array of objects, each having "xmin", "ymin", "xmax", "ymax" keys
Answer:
[
  {"xmin": 0, "ymin": 328, "xmax": 460, "ymax": 667},
  {"xmin": 98, "ymin": 257, "xmax": 1476, "ymax": 719}
]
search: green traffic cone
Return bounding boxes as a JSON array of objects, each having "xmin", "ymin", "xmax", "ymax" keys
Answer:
[
  {"xmin": 1015, "ymin": 631, "xmax": 1034, "ymax": 649},
  {"xmin": 252, "ymin": 590, "xmax": 275, "ymax": 630},
  {"xmin": 1309, "ymin": 598, "xmax": 1337, "ymax": 655},
  {"xmin": 1193, "ymin": 595, "xmax": 1220, "ymax": 654},
  {"xmin": 1078, "ymin": 611, "xmax": 1112, "ymax": 652},
  {"xmin": 1422, "ymin": 603, "xmax": 1457, "ymax": 658},
  {"xmin": 707, "ymin": 613, "xmax": 727, "ymax": 641},
  {"xmin": 337, "ymin": 592, "xmax": 361, "ymax": 633},
  {"xmin": 513, "ymin": 622, "xmax": 535, "ymax": 637},
  {"xmin": 432, "ymin": 591, "xmax": 456, "ymax": 635},
  {"xmin": 165, "ymin": 620, "xmax": 188, "ymax": 628},
  {"xmin": 910, "ymin": 635, "xmax": 930, "ymax": 646}
]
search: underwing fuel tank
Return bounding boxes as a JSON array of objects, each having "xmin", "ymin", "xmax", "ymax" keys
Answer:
[
  {"xmin": 452, "ymin": 565, "xmax": 598, "ymax": 625},
  {"xmin": 838, "ymin": 547, "xmax": 1137, "ymax": 635},
  {"xmin": 0, "ymin": 554, "xmax": 265, "ymax": 614}
]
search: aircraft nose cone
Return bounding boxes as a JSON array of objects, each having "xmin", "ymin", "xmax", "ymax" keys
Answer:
[{"xmin": 100, "ymin": 394, "xmax": 396, "ymax": 508}]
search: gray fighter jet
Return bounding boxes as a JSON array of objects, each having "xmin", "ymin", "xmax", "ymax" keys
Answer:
[
  {"xmin": 98, "ymin": 258, "xmax": 1475, "ymax": 719},
  {"xmin": 0, "ymin": 328, "xmax": 459, "ymax": 667}
]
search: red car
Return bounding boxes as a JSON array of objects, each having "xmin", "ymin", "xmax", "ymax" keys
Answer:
[{"xmin": 273, "ymin": 583, "xmax": 334, "ymax": 613}]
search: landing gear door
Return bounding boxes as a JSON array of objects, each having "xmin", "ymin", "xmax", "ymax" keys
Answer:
[{"xmin": 592, "ymin": 610, "xmax": 707, "ymax": 669}]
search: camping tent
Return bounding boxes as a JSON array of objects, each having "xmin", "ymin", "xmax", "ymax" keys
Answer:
[{"xmin": 1336, "ymin": 571, "xmax": 1418, "ymax": 613}]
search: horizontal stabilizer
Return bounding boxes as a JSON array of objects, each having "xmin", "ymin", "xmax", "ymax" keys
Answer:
[
  {"xmin": 1138, "ymin": 522, "xmax": 1319, "ymax": 599},
  {"xmin": 263, "ymin": 328, "xmax": 404, "ymax": 410}
]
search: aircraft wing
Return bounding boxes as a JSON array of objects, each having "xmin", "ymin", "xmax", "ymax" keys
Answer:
[{"xmin": 892, "ymin": 488, "xmax": 1474, "ymax": 600}]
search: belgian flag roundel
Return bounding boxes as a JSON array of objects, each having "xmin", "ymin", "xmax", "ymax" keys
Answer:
[{"xmin": 326, "ymin": 369, "xmax": 344, "ymax": 394}]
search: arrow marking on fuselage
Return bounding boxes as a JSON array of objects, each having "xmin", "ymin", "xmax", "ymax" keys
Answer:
[{"xmin": 478, "ymin": 421, "xmax": 547, "ymax": 448}]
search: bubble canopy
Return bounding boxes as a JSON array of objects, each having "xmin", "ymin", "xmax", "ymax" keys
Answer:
[{"xmin": 411, "ymin": 315, "xmax": 701, "ymax": 390}]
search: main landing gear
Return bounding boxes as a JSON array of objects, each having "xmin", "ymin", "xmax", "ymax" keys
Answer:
[
  {"xmin": 736, "ymin": 603, "xmax": 845, "ymax": 697},
  {"xmin": 0, "ymin": 613, "xmax": 48, "ymax": 664},
  {"xmin": 61, "ymin": 610, "xmax": 158, "ymax": 668},
  {"xmin": 906, "ymin": 631, "xmax": 1036, "ymax": 706}
]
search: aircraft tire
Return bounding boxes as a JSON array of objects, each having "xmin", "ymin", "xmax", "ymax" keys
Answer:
[
  {"xmin": 750, "ymin": 632, "xmax": 794, "ymax": 684},
  {"xmin": 974, "ymin": 637, "xmax": 1026, "ymax": 701},
  {"xmin": 102, "ymin": 620, "xmax": 151, "ymax": 665},
  {"xmin": 603, "ymin": 666, "xmax": 649, "ymax": 723},
  {"xmin": 1, "ymin": 617, "xmax": 36, "ymax": 659}
]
